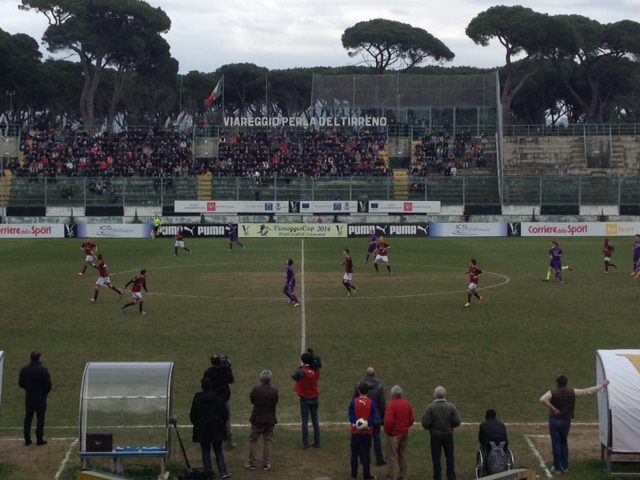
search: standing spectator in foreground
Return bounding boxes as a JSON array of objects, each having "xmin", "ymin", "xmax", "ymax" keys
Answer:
[
  {"xmin": 353, "ymin": 367, "xmax": 385, "ymax": 465},
  {"xmin": 422, "ymin": 385, "xmax": 461, "ymax": 480},
  {"xmin": 244, "ymin": 370, "xmax": 278, "ymax": 471},
  {"xmin": 19, "ymin": 351, "xmax": 52, "ymax": 446},
  {"xmin": 190, "ymin": 377, "xmax": 231, "ymax": 479},
  {"xmin": 539, "ymin": 375, "xmax": 609, "ymax": 475},
  {"xmin": 384, "ymin": 385, "xmax": 415, "ymax": 480},
  {"xmin": 204, "ymin": 355, "xmax": 236, "ymax": 449},
  {"xmin": 349, "ymin": 383, "xmax": 377, "ymax": 480},
  {"xmin": 292, "ymin": 349, "xmax": 321, "ymax": 449}
]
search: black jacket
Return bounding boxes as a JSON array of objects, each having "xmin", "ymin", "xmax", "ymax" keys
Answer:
[
  {"xmin": 19, "ymin": 361, "xmax": 52, "ymax": 410},
  {"xmin": 479, "ymin": 418, "xmax": 508, "ymax": 450},
  {"xmin": 353, "ymin": 376, "xmax": 386, "ymax": 426},
  {"xmin": 249, "ymin": 384, "xmax": 279, "ymax": 425},
  {"xmin": 204, "ymin": 365, "xmax": 234, "ymax": 402},
  {"xmin": 190, "ymin": 390, "xmax": 229, "ymax": 444}
]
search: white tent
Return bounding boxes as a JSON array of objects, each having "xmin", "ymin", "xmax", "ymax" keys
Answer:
[{"xmin": 596, "ymin": 349, "xmax": 640, "ymax": 453}]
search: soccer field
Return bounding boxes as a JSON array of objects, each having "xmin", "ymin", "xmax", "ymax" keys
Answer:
[{"xmin": 0, "ymin": 236, "xmax": 635, "ymax": 479}]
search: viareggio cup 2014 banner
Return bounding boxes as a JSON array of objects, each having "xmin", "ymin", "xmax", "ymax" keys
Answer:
[
  {"xmin": 347, "ymin": 224, "xmax": 430, "ymax": 237},
  {"xmin": 239, "ymin": 223, "xmax": 347, "ymax": 238}
]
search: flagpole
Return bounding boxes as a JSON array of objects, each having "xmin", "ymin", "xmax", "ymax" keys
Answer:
[
  {"xmin": 221, "ymin": 74, "xmax": 225, "ymax": 122},
  {"xmin": 265, "ymin": 72, "xmax": 268, "ymax": 116}
]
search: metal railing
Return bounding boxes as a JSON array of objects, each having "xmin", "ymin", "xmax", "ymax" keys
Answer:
[{"xmin": 5, "ymin": 175, "xmax": 640, "ymax": 209}]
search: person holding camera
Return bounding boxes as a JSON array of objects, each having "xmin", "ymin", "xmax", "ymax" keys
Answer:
[
  {"xmin": 190, "ymin": 377, "xmax": 231, "ymax": 479},
  {"xmin": 292, "ymin": 349, "xmax": 321, "ymax": 449},
  {"xmin": 204, "ymin": 355, "xmax": 236, "ymax": 448}
]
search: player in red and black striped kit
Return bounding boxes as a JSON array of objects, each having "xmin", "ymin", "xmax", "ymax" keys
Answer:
[
  {"xmin": 91, "ymin": 254, "xmax": 122, "ymax": 302},
  {"xmin": 342, "ymin": 249, "xmax": 357, "ymax": 296},
  {"xmin": 174, "ymin": 227, "xmax": 192, "ymax": 256},
  {"xmin": 78, "ymin": 238, "xmax": 97, "ymax": 276},
  {"xmin": 603, "ymin": 239, "xmax": 616, "ymax": 274},
  {"xmin": 373, "ymin": 237, "xmax": 391, "ymax": 274},
  {"xmin": 465, "ymin": 258, "xmax": 485, "ymax": 307},
  {"xmin": 121, "ymin": 269, "xmax": 149, "ymax": 315}
]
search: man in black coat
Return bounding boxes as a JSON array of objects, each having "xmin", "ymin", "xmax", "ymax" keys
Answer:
[
  {"xmin": 190, "ymin": 377, "xmax": 231, "ymax": 479},
  {"xmin": 204, "ymin": 355, "xmax": 235, "ymax": 448},
  {"xmin": 18, "ymin": 351, "xmax": 52, "ymax": 446}
]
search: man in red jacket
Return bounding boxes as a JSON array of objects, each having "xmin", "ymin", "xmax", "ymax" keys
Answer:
[
  {"xmin": 384, "ymin": 385, "xmax": 415, "ymax": 480},
  {"xmin": 292, "ymin": 350, "xmax": 321, "ymax": 449},
  {"xmin": 349, "ymin": 383, "xmax": 377, "ymax": 480}
]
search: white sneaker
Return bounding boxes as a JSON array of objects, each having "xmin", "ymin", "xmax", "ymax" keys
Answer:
[
  {"xmin": 464, "ymin": 302, "xmax": 470, "ymax": 307},
  {"xmin": 141, "ymin": 311, "xmax": 147, "ymax": 315},
  {"xmin": 90, "ymin": 298, "xmax": 96, "ymax": 303}
]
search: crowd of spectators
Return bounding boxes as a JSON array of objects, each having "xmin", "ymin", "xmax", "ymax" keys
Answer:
[
  {"xmin": 216, "ymin": 129, "xmax": 390, "ymax": 178},
  {"xmin": 409, "ymin": 129, "xmax": 488, "ymax": 177},
  {"xmin": 7, "ymin": 128, "xmax": 391, "ymax": 180},
  {"xmin": 7, "ymin": 128, "xmax": 194, "ymax": 179}
]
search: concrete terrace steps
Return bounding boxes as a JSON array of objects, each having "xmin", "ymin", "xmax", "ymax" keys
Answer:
[
  {"xmin": 0, "ymin": 174, "xmax": 12, "ymax": 207},
  {"xmin": 392, "ymin": 169, "xmax": 409, "ymax": 200}
]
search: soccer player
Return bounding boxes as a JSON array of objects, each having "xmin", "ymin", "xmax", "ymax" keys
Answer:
[
  {"xmin": 228, "ymin": 223, "xmax": 244, "ymax": 251},
  {"xmin": 545, "ymin": 241, "xmax": 571, "ymax": 283},
  {"xmin": 283, "ymin": 259, "xmax": 299, "ymax": 307},
  {"xmin": 465, "ymin": 258, "xmax": 485, "ymax": 307},
  {"xmin": 365, "ymin": 229, "xmax": 377, "ymax": 262},
  {"xmin": 632, "ymin": 234, "xmax": 640, "ymax": 274},
  {"xmin": 342, "ymin": 248, "xmax": 357, "ymax": 296},
  {"xmin": 90, "ymin": 254, "xmax": 122, "ymax": 302},
  {"xmin": 603, "ymin": 239, "xmax": 616, "ymax": 274},
  {"xmin": 121, "ymin": 269, "xmax": 149, "ymax": 315},
  {"xmin": 175, "ymin": 226, "xmax": 192, "ymax": 256},
  {"xmin": 78, "ymin": 237, "xmax": 97, "ymax": 276},
  {"xmin": 373, "ymin": 236, "xmax": 391, "ymax": 274}
]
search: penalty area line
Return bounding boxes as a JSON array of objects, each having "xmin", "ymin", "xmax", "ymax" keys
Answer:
[
  {"xmin": 55, "ymin": 438, "xmax": 78, "ymax": 480},
  {"xmin": 524, "ymin": 434, "xmax": 552, "ymax": 479}
]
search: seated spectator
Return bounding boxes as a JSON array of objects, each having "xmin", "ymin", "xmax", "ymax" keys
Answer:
[{"xmin": 478, "ymin": 409, "xmax": 508, "ymax": 457}]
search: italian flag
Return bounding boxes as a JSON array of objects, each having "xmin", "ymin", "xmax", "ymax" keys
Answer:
[{"xmin": 204, "ymin": 78, "xmax": 223, "ymax": 108}]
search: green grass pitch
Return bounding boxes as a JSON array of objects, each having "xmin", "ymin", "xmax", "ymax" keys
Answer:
[{"xmin": 0, "ymin": 236, "xmax": 636, "ymax": 479}]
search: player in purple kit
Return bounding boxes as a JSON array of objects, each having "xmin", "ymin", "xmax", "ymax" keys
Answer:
[
  {"xmin": 545, "ymin": 241, "xmax": 571, "ymax": 283},
  {"xmin": 283, "ymin": 259, "xmax": 299, "ymax": 307},
  {"xmin": 365, "ymin": 229, "xmax": 377, "ymax": 262},
  {"xmin": 631, "ymin": 234, "xmax": 640, "ymax": 275},
  {"xmin": 228, "ymin": 223, "xmax": 244, "ymax": 251}
]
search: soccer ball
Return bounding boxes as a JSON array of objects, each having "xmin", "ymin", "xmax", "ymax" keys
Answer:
[{"xmin": 355, "ymin": 418, "xmax": 368, "ymax": 431}]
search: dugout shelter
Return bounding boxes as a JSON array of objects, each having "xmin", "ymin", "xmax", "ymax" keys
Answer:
[
  {"xmin": 78, "ymin": 362, "xmax": 174, "ymax": 475},
  {"xmin": 596, "ymin": 349, "xmax": 640, "ymax": 476}
]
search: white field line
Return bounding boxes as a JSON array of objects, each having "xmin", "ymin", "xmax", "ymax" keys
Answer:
[
  {"xmin": 300, "ymin": 239, "xmax": 306, "ymax": 353},
  {"xmin": 0, "ymin": 422, "xmax": 597, "ymax": 430},
  {"xmin": 525, "ymin": 434, "xmax": 552, "ymax": 479},
  {"xmin": 55, "ymin": 438, "xmax": 78, "ymax": 480}
]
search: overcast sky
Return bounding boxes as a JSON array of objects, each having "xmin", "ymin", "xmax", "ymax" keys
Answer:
[{"xmin": 1, "ymin": 0, "xmax": 638, "ymax": 73}]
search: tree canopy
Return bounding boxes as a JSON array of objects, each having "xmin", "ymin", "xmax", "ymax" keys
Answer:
[{"xmin": 342, "ymin": 19, "xmax": 454, "ymax": 73}]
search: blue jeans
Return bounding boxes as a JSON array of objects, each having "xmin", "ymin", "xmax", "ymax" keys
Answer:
[
  {"xmin": 200, "ymin": 439, "xmax": 228, "ymax": 476},
  {"xmin": 299, "ymin": 396, "xmax": 320, "ymax": 447},
  {"xmin": 549, "ymin": 417, "xmax": 571, "ymax": 471},
  {"xmin": 372, "ymin": 424, "xmax": 384, "ymax": 464}
]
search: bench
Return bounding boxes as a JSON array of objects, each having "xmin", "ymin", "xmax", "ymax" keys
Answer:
[{"xmin": 80, "ymin": 447, "xmax": 169, "ymax": 476}]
